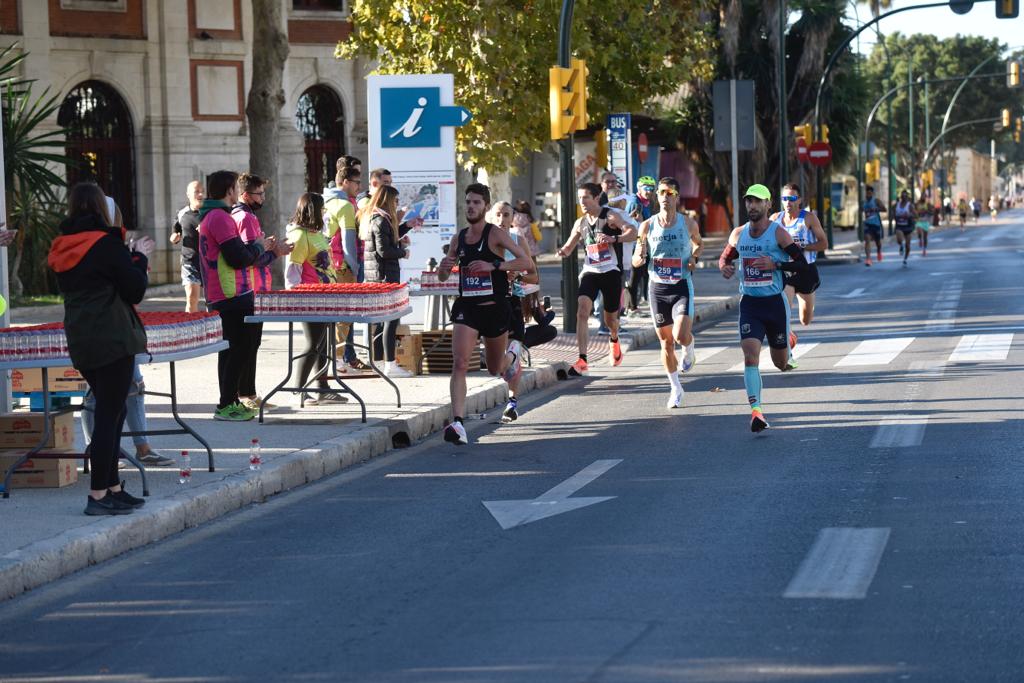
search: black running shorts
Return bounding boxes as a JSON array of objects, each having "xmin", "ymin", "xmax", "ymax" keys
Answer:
[
  {"xmin": 739, "ymin": 293, "xmax": 789, "ymax": 349},
  {"xmin": 783, "ymin": 263, "xmax": 820, "ymax": 295},
  {"xmin": 451, "ymin": 298, "xmax": 511, "ymax": 339},
  {"xmin": 648, "ymin": 279, "xmax": 693, "ymax": 328},
  {"xmin": 579, "ymin": 270, "xmax": 623, "ymax": 312}
]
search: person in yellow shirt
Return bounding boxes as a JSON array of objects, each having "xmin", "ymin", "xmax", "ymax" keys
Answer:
[{"xmin": 323, "ymin": 166, "xmax": 368, "ymax": 370}]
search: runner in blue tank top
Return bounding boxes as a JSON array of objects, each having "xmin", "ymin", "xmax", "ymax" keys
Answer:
[
  {"xmin": 718, "ymin": 184, "xmax": 811, "ymax": 433},
  {"xmin": 769, "ymin": 183, "xmax": 827, "ymax": 370},
  {"xmin": 632, "ymin": 177, "xmax": 703, "ymax": 409}
]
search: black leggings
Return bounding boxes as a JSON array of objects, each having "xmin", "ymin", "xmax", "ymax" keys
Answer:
[
  {"xmin": 80, "ymin": 355, "xmax": 135, "ymax": 491},
  {"xmin": 217, "ymin": 308, "xmax": 261, "ymax": 409},
  {"xmin": 373, "ymin": 319, "xmax": 400, "ymax": 362},
  {"xmin": 294, "ymin": 322, "xmax": 331, "ymax": 389},
  {"xmin": 627, "ymin": 267, "xmax": 648, "ymax": 310},
  {"xmin": 238, "ymin": 321, "xmax": 263, "ymax": 397}
]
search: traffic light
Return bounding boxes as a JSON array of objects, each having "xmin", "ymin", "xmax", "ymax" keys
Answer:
[
  {"xmin": 1008, "ymin": 60, "xmax": 1022, "ymax": 88},
  {"xmin": 997, "ymin": 0, "xmax": 1019, "ymax": 18},
  {"xmin": 1016, "ymin": 117, "xmax": 1022, "ymax": 143},
  {"xmin": 864, "ymin": 158, "xmax": 881, "ymax": 183},
  {"xmin": 921, "ymin": 170, "xmax": 934, "ymax": 188},
  {"xmin": 549, "ymin": 59, "xmax": 588, "ymax": 140},
  {"xmin": 1002, "ymin": 108, "xmax": 1012, "ymax": 128},
  {"xmin": 793, "ymin": 123, "xmax": 812, "ymax": 144},
  {"xmin": 819, "ymin": 123, "xmax": 830, "ymax": 143},
  {"xmin": 873, "ymin": 159, "xmax": 881, "ymax": 184}
]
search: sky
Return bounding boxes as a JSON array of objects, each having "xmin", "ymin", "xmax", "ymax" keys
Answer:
[{"xmin": 846, "ymin": 0, "xmax": 1024, "ymax": 55}]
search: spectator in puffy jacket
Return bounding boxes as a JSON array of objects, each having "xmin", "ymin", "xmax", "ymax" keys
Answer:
[
  {"xmin": 48, "ymin": 182, "xmax": 153, "ymax": 516},
  {"xmin": 360, "ymin": 184, "xmax": 411, "ymax": 377}
]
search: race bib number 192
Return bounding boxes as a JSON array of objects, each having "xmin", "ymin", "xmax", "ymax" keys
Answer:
[{"xmin": 461, "ymin": 273, "xmax": 493, "ymax": 297}]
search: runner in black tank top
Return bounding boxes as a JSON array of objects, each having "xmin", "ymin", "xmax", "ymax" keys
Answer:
[{"xmin": 437, "ymin": 183, "xmax": 533, "ymax": 446}]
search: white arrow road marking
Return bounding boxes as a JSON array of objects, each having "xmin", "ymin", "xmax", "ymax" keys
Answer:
[
  {"xmin": 839, "ymin": 287, "xmax": 866, "ymax": 299},
  {"xmin": 948, "ymin": 333, "xmax": 1013, "ymax": 362},
  {"xmin": 834, "ymin": 337, "xmax": 915, "ymax": 367},
  {"xmin": 728, "ymin": 343, "xmax": 819, "ymax": 372},
  {"xmin": 784, "ymin": 527, "xmax": 891, "ymax": 599},
  {"xmin": 483, "ymin": 459, "xmax": 621, "ymax": 530}
]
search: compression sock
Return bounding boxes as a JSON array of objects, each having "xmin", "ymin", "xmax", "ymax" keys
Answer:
[
  {"xmin": 743, "ymin": 365, "xmax": 763, "ymax": 410},
  {"xmin": 668, "ymin": 372, "xmax": 683, "ymax": 391}
]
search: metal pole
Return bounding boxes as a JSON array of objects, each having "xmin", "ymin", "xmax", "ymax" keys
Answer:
[
  {"xmin": 730, "ymin": 79, "xmax": 740, "ymax": 229},
  {"xmin": 923, "ymin": 79, "xmax": 930, "ymax": 199},
  {"xmin": 778, "ymin": 0, "xmax": 788, "ymax": 187},
  {"xmin": 0, "ymin": 111, "xmax": 8, "ymax": 413},
  {"xmin": 921, "ymin": 117, "xmax": 1001, "ymax": 167},
  {"xmin": 557, "ymin": 0, "xmax": 578, "ymax": 333},
  {"xmin": 908, "ymin": 64, "xmax": 914, "ymax": 201}
]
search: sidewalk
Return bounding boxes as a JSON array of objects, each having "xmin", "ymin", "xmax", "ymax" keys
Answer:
[{"xmin": 0, "ymin": 281, "xmax": 742, "ymax": 602}]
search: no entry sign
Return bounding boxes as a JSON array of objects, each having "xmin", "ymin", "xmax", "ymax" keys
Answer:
[
  {"xmin": 796, "ymin": 137, "xmax": 809, "ymax": 163},
  {"xmin": 808, "ymin": 141, "xmax": 832, "ymax": 167}
]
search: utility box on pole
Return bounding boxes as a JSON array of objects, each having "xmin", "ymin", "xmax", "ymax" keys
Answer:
[{"xmin": 713, "ymin": 80, "xmax": 756, "ymax": 226}]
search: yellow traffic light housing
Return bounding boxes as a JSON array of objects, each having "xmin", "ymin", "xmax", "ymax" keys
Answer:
[
  {"xmin": 997, "ymin": 0, "xmax": 1019, "ymax": 18},
  {"xmin": 1008, "ymin": 60, "xmax": 1021, "ymax": 88},
  {"xmin": 793, "ymin": 123, "xmax": 812, "ymax": 143},
  {"xmin": 819, "ymin": 124, "xmax": 830, "ymax": 144},
  {"xmin": 872, "ymin": 159, "xmax": 881, "ymax": 184},
  {"xmin": 864, "ymin": 161, "xmax": 875, "ymax": 183},
  {"xmin": 548, "ymin": 59, "xmax": 587, "ymax": 140},
  {"xmin": 1002, "ymin": 108, "xmax": 1012, "ymax": 128}
]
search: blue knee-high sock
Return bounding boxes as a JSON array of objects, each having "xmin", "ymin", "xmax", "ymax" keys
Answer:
[{"xmin": 744, "ymin": 365, "xmax": 763, "ymax": 410}]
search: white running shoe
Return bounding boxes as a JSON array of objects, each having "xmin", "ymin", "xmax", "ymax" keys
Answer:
[
  {"xmin": 502, "ymin": 340, "xmax": 523, "ymax": 383},
  {"xmin": 667, "ymin": 386, "xmax": 684, "ymax": 409},
  {"xmin": 443, "ymin": 421, "xmax": 469, "ymax": 445},
  {"xmin": 682, "ymin": 343, "xmax": 696, "ymax": 373},
  {"xmin": 384, "ymin": 362, "xmax": 414, "ymax": 378}
]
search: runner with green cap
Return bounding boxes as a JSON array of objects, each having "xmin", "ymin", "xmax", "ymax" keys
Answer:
[{"xmin": 718, "ymin": 183, "xmax": 812, "ymax": 433}]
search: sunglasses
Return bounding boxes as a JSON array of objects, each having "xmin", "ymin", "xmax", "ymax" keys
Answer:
[
  {"xmin": 781, "ymin": 195, "xmax": 800, "ymax": 202},
  {"xmin": 657, "ymin": 188, "xmax": 678, "ymax": 196}
]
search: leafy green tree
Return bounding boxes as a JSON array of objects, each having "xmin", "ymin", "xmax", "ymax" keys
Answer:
[
  {"xmin": 863, "ymin": 34, "xmax": 1018, "ymax": 183},
  {"xmin": 0, "ymin": 43, "xmax": 73, "ymax": 296},
  {"xmin": 337, "ymin": 0, "xmax": 716, "ymax": 172},
  {"xmin": 666, "ymin": 0, "xmax": 871, "ymax": 219}
]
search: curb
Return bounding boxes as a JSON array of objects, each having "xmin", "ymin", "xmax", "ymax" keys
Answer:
[{"xmin": 0, "ymin": 359, "xmax": 568, "ymax": 602}]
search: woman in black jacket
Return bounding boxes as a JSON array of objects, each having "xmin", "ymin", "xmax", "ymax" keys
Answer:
[
  {"xmin": 48, "ymin": 183, "xmax": 153, "ymax": 516},
  {"xmin": 360, "ymin": 185, "xmax": 411, "ymax": 377}
]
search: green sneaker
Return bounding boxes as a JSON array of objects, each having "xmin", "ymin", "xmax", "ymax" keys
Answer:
[{"xmin": 214, "ymin": 401, "xmax": 256, "ymax": 421}]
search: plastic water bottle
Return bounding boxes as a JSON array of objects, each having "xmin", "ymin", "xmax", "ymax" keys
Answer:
[
  {"xmin": 249, "ymin": 438, "xmax": 262, "ymax": 471},
  {"xmin": 178, "ymin": 451, "xmax": 191, "ymax": 484}
]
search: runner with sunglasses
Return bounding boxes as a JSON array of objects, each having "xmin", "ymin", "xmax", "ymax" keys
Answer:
[
  {"xmin": 719, "ymin": 184, "xmax": 811, "ymax": 433},
  {"xmin": 769, "ymin": 183, "xmax": 826, "ymax": 369},
  {"xmin": 633, "ymin": 177, "xmax": 702, "ymax": 408}
]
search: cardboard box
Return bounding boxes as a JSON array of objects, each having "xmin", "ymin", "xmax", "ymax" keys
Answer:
[
  {"xmin": 0, "ymin": 450, "xmax": 79, "ymax": 488},
  {"xmin": 395, "ymin": 332, "xmax": 423, "ymax": 375},
  {"xmin": 11, "ymin": 367, "xmax": 89, "ymax": 394},
  {"xmin": 0, "ymin": 412, "xmax": 76, "ymax": 449}
]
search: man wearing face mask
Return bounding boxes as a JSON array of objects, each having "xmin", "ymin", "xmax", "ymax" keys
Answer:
[
  {"xmin": 232, "ymin": 172, "xmax": 292, "ymax": 412},
  {"xmin": 718, "ymin": 184, "xmax": 810, "ymax": 433}
]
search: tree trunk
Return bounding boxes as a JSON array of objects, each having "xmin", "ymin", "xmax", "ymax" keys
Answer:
[{"xmin": 246, "ymin": 0, "xmax": 289, "ymax": 243}]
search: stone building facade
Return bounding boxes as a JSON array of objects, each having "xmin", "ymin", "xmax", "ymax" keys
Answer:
[{"xmin": 1, "ymin": 0, "xmax": 368, "ymax": 284}]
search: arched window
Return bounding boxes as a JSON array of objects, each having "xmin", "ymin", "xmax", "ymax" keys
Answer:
[
  {"xmin": 295, "ymin": 85, "xmax": 345, "ymax": 192},
  {"xmin": 57, "ymin": 81, "xmax": 137, "ymax": 229}
]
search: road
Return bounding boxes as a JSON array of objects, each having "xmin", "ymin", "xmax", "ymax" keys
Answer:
[{"xmin": 2, "ymin": 220, "xmax": 1023, "ymax": 682}]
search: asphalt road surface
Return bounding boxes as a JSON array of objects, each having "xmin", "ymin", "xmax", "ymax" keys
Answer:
[{"xmin": 2, "ymin": 220, "xmax": 1023, "ymax": 682}]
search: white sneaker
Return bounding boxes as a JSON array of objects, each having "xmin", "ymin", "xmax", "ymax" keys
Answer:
[
  {"xmin": 384, "ymin": 362, "xmax": 414, "ymax": 378},
  {"xmin": 667, "ymin": 386, "xmax": 684, "ymax": 409},
  {"xmin": 443, "ymin": 421, "xmax": 469, "ymax": 445},
  {"xmin": 502, "ymin": 340, "xmax": 523, "ymax": 383},
  {"xmin": 682, "ymin": 343, "xmax": 696, "ymax": 373}
]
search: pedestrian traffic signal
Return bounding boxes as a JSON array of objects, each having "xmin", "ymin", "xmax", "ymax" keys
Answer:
[
  {"xmin": 549, "ymin": 59, "xmax": 588, "ymax": 140},
  {"xmin": 819, "ymin": 124, "xmax": 830, "ymax": 144},
  {"xmin": 1002, "ymin": 108, "xmax": 1012, "ymax": 128},
  {"xmin": 1008, "ymin": 60, "xmax": 1021, "ymax": 88},
  {"xmin": 997, "ymin": 0, "xmax": 1019, "ymax": 18},
  {"xmin": 793, "ymin": 123, "xmax": 812, "ymax": 145}
]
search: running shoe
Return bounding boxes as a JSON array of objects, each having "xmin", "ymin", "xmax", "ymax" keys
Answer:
[
  {"xmin": 784, "ymin": 357, "xmax": 799, "ymax": 372},
  {"xmin": 877, "ymin": 251, "xmax": 883, "ymax": 262},
  {"xmin": 788, "ymin": 331, "xmax": 798, "ymax": 350},
  {"xmin": 316, "ymin": 391, "xmax": 349, "ymax": 405},
  {"xmin": 750, "ymin": 408, "xmax": 770, "ymax": 433},
  {"xmin": 109, "ymin": 481, "xmax": 145, "ymax": 509},
  {"xmin": 385, "ymin": 363, "xmax": 414, "ymax": 378},
  {"xmin": 682, "ymin": 343, "xmax": 696, "ymax": 373},
  {"xmin": 667, "ymin": 386, "xmax": 684, "ymax": 409},
  {"xmin": 501, "ymin": 400, "xmax": 519, "ymax": 423},
  {"xmin": 443, "ymin": 421, "xmax": 468, "ymax": 445},
  {"xmin": 348, "ymin": 359, "xmax": 372, "ymax": 371},
  {"xmin": 137, "ymin": 451, "xmax": 175, "ymax": 467},
  {"xmin": 922, "ymin": 248, "xmax": 927, "ymax": 257},
  {"xmin": 568, "ymin": 358, "xmax": 589, "ymax": 377},
  {"xmin": 240, "ymin": 395, "xmax": 276, "ymax": 411},
  {"xmin": 864, "ymin": 258, "xmax": 872, "ymax": 267},
  {"xmin": 610, "ymin": 339, "xmax": 623, "ymax": 366},
  {"xmin": 502, "ymin": 340, "xmax": 523, "ymax": 383},
  {"xmin": 213, "ymin": 401, "xmax": 256, "ymax": 421}
]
